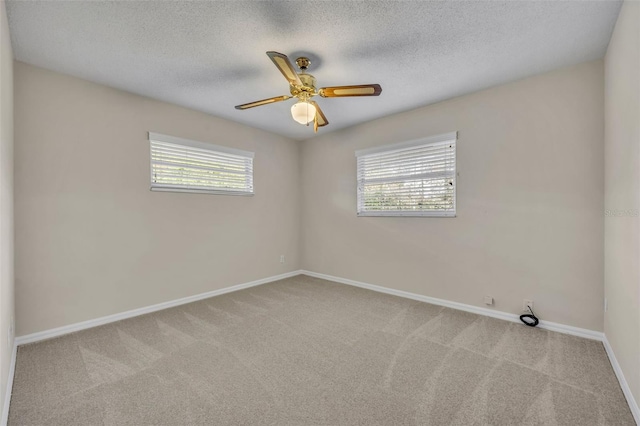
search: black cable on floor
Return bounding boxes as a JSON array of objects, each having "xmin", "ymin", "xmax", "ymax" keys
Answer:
[{"xmin": 520, "ymin": 305, "xmax": 539, "ymax": 327}]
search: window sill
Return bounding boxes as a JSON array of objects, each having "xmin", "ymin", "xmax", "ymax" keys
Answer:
[
  {"xmin": 357, "ymin": 211, "xmax": 456, "ymax": 217},
  {"xmin": 150, "ymin": 187, "xmax": 254, "ymax": 196}
]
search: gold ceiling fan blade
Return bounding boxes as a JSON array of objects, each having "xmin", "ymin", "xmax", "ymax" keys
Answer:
[
  {"xmin": 309, "ymin": 100, "xmax": 328, "ymax": 129},
  {"xmin": 234, "ymin": 95, "xmax": 291, "ymax": 110},
  {"xmin": 318, "ymin": 84, "xmax": 382, "ymax": 98},
  {"xmin": 266, "ymin": 51, "xmax": 303, "ymax": 87}
]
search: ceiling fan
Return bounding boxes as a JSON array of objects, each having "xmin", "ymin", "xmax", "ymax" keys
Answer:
[{"xmin": 235, "ymin": 51, "xmax": 382, "ymax": 132}]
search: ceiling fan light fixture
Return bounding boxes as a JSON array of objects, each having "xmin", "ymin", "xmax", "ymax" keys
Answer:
[
  {"xmin": 235, "ymin": 51, "xmax": 381, "ymax": 131},
  {"xmin": 291, "ymin": 101, "xmax": 317, "ymax": 125}
]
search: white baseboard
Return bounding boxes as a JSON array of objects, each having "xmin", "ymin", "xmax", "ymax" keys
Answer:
[
  {"xmin": 300, "ymin": 270, "xmax": 604, "ymax": 341},
  {"xmin": 15, "ymin": 270, "xmax": 303, "ymax": 346},
  {"xmin": 1, "ymin": 341, "xmax": 17, "ymax": 426},
  {"xmin": 14, "ymin": 269, "xmax": 605, "ymax": 345},
  {"xmin": 603, "ymin": 336, "xmax": 640, "ymax": 424}
]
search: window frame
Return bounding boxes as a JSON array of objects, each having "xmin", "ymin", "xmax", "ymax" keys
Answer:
[
  {"xmin": 355, "ymin": 132, "xmax": 457, "ymax": 218},
  {"xmin": 148, "ymin": 132, "xmax": 254, "ymax": 196}
]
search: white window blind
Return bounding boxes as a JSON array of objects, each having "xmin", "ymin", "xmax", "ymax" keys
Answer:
[
  {"xmin": 148, "ymin": 132, "xmax": 254, "ymax": 195},
  {"xmin": 356, "ymin": 132, "xmax": 457, "ymax": 217}
]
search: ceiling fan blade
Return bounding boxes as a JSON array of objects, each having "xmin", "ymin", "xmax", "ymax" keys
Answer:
[
  {"xmin": 318, "ymin": 84, "xmax": 382, "ymax": 98},
  {"xmin": 309, "ymin": 101, "xmax": 328, "ymax": 129},
  {"xmin": 234, "ymin": 95, "xmax": 291, "ymax": 110},
  {"xmin": 266, "ymin": 51, "xmax": 302, "ymax": 87}
]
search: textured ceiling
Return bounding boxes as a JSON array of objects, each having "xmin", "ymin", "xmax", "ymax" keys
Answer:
[{"xmin": 7, "ymin": 1, "xmax": 621, "ymax": 141}]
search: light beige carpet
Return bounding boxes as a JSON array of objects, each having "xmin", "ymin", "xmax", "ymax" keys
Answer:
[{"xmin": 8, "ymin": 275, "xmax": 635, "ymax": 425}]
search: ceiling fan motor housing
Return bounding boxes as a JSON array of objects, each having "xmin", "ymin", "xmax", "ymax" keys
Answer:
[{"xmin": 290, "ymin": 73, "xmax": 317, "ymax": 99}]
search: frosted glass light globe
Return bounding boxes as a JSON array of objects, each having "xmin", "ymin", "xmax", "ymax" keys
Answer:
[{"xmin": 291, "ymin": 101, "xmax": 317, "ymax": 125}]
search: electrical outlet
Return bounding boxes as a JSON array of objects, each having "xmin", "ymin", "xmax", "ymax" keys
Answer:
[
  {"xmin": 280, "ymin": 255, "xmax": 285, "ymax": 264},
  {"xmin": 484, "ymin": 296, "xmax": 494, "ymax": 306},
  {"xmin": 523, "ymin": 299, "xmax": 534, "ymax": 312}
]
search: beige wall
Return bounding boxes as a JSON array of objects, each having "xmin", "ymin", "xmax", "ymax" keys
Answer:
[
  {"xmin": 14, "ymin": 62, "xmax": 300, "ymax": 336},
  {"xmin": 604, "ymin": 0, "xmax": 640, "ymax": 412},
  {"xmin": 301, "ymin": 60, "xmax": 605, "ymax": 331},
  {"xmin": 0, "ymin": 0, "xmax": 14, "ymax": 418}
]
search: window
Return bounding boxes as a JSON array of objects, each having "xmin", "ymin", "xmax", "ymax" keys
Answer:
[
  {"xmin": 148, "ymin": 132, "xmax": 254, "ymax": 195},
  {"xmin": 356, "ymin": 132, "xmax": 457, "ymax": 217}
]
